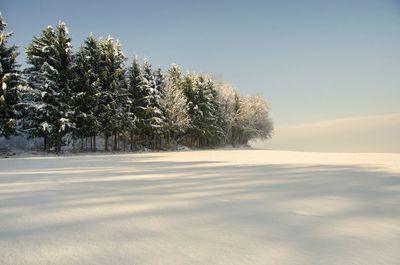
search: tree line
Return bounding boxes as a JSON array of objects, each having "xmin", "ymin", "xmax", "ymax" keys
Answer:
[{"xmin": 0, "ymin": 14, "xmax": 273, "ymax": 153}]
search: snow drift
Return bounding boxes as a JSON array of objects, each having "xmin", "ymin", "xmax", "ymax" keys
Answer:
[{"xmin": 1, "ymin": 150, "xmax": 400, "ymax": 264}]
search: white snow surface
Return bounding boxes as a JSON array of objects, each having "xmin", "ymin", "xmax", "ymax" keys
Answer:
[{"xmin": 1, "ymin": 150, "xmax": 400, "ymax": 265}]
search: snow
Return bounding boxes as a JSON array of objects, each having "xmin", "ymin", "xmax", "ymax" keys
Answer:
[
  {"xmin": 40, "ymin": 121, "xmax": 50, "ymax": 132},
  {"xmin": 0, "ymin": 150, "xmax": 399, "ymax": 265}
]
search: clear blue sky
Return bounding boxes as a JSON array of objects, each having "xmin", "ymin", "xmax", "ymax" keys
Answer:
[{"xmin": 2, "ymin": 0, "xmax": 400, "ymax": 125}]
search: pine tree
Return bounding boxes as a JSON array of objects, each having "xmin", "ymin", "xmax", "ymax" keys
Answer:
[
  {"xmin": 97, "ymin": 37, "xmax": 126, "ymax": 151},
  {"xmin": 126, "ymin": 56, "xmax": 141, "ymax": 150},
  {"xmin": 231, "ymin": 93, "xmax": 242, "ymax": 145},
  {"xmin": 23, "ymin": 21, "xmax": 73, "ymax": 152},
  {"xmin": 164, "ymin": 64, "xmax": 189, "ymax": 147},
  {"xmin": 183, "ymin": 75, "xmax": 223, "ymax": 147},
  {"xmin": 0, "ymin": 14, "xmax": 20, "ymax": 139},
  {"xmin": 71, "ymin": 34, "xmax": 101, "ymax": 151},
  {"xmin": 152, "ymin": 67, "xmax": 166, "ymax": 149},
  {"xmin": 182, "ymin": 74, "xmax": 197, "ymax": 146},
  {"xmin": 207, "ymin": 79, "xmax": 225, "ymax": 146},
  {"xmin": 137, "ymin": 59, "xmax": 165, "ymax": 149}
]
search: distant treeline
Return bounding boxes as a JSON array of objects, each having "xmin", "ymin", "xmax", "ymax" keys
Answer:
[{"xmin": 0, "ymin": 14, "xmax": 273, "ymax": 153}]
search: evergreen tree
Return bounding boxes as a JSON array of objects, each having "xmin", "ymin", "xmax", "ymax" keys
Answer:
[
  {"xmin": 152, "ymin": 67, "xmax": 166, "ymax": 149},
  {"xmin": 71, "ymin": 34, "xmax": 101, "ymax": 151},
  {"xmin": 137, "ymin": 59, "xmax": 165, "ymax": 149},
  {"xmin": 163, "ymin": 64, "xmax": 189, "ymax": 147},
  {"xmin": 97, "ymin": 37, "xmax": 126, "ymax": 151},
  {"xmin": 183, "ymin": 75, "xmax": 223, "ymax": 147},
  {"xmin": 23, "ymin": 21, "xmax": 73, "ymax": 152},
  {"xmin": 126, "ymin": 56, "xmax": 141, "ymax": 150},
  {"xmin": 13, "ymin": 19, "xmax": 273, "ymax": 152},
  {"xmin": 207, "ymin": 79, "xmax": 225, "ymax": 146},
  {"xmin": 231, "ymin": 93, "xmax": 242, "ymax": 145},
  {"xmin": 181, "ymin": 74, "xmax": 197, "ymax": 146},
  {"xmin": 0, "ymin": 14, "xmax": 20, "ymax": 138}
]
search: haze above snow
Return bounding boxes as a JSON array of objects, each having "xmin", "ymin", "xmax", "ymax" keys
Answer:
[{"xmin": 252, "ymin": 113, "xmax": 400, "ymax": 153}]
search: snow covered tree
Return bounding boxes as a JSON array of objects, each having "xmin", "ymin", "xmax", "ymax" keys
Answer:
[
  {"xmin": 71, "ymin": 34, "xmax": 101, "ymax": 151},
  {"xmin": 204, "ymin": 77, "xmax": 225, "ymax": 146},
  {"xmin": 136, "ymin": 59, "xmax": 165, "ymax": 149},
  {"xmin": 183, "ymin": 74, "xmax": 223, "ymax": 147},
  {"xmin": 214, "ymin": 78, "xmax": 237, "ymax": 145},
  {"xmin": 163, "ymin": 64, "xmax": 189, "ymax": 147},
  {"xmin": 152, "ymin": 67, "xmax": 166, "ymax": 148},
  {"xmin": 23, "ymin": 21, "xmax": 73, "ymax": 152},
  {"xmin": 96, "ymin": 36, "xmax": 127, "ymax": 151},
  {"xmin": 181, "ymin": 73, "xmax": 196, "ymax": 146},
  {"xmin": 236, "ymin": 95, "xmax": 273, "ymax": 144},
  {"xmin": 0, "ymin": 14, "xmax": 20, "ymax": 138},
  {"xmin": 126, "ymin": 55, "xmax": 141, "ymax": 150},
  {"xmin": 230, "ymin": 93, "xmax": 243, "ymax": 146}
]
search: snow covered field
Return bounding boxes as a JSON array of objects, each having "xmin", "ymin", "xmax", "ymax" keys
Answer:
[{"xmin": 1, "ymin": 150, "xmax": 400, "ymax": 265}]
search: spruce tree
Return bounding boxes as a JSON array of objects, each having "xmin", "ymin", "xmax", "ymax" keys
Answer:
[
  {"xmin": 137, "ymin": 59, "xmax": 165, "ymax": 149},
  {"xmin": 182, "ymin": 74, "xmax": 197, "ymax": 146},
  {"xmin": 152, "ymin": 67, "xmax": 166, "ymax": 149},
  {"xmin": 208, "ymin": 79, "xmax": 225, "ymax": 146},
  {"xmin": 0, "ymin": 14, "xmax": 20, "ymax": 139},
  {"xmin": 97, "ymin": 37, "xmax": 126, "ymax": 151},
  {"xmin": 183, "ymin": 75, "xmax": 224, "ymax": 147},
  {"xmin": 231, "ymin": 93, "xmax": 242, "ymax": 145},
  {"xmin": 126, "ymin": 56, "xmax": 141, "ymax": 150},
  {"xmin": 23, "ymin": 21, "xmax": 73, "ymax": 152},
  {"xmin": 71, "ymin": 34, "xmax": 101, "ymax": 151}
]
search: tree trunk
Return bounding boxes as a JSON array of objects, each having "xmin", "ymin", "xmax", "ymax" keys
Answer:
[
  {"xmin": 93, "ymin": 135, "xmax": 96, "ymax": 152},
  {"xmin": 43, "ymin": 135, "xmax": 47, "ymax": 152},
  {"xmin": 113, "ymin": 133, "xmax": 117, "ymax": 151},
  {"xmin": 56, "ymin": 133, "xmax": 61, "ymax": 154},
  {"xmin": 130, "ymin": 130, "xmax": 134, "ymax": 151},
  {"xmin": 167, "ymin": 132, "xmax": 171, "ymax": 149},
  {"xmin": 105, "ymin": 134, "xmax": 109, "ymax": 151},
  {"xmin": 80, "ymin": 137, "xmax": 84, "ymax": 152}
]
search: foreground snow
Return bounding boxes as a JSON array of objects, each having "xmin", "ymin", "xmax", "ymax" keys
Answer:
[{"xmin": 1, "ymin": 150, "xmax": 400, "ymax": 265}]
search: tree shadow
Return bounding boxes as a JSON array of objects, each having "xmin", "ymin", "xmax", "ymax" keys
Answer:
[{"xmin": 1, "ymin": 153, "xmax": 400, "ymax": 264}]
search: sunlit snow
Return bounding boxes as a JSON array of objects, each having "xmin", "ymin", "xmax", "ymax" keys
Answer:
[{"xmin": 1, "ymin": 150, "xmax": 399, "ymax": 265}]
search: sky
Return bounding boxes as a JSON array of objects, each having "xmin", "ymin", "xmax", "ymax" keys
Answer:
[{"xmin": 1, "ymin": 0, "xmax": 400, "ymax": 126}]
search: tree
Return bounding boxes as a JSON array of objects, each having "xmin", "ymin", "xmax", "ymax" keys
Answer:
[
  {"xmin": 0, "ymin": 13, "xmax": 20, "ymax": 138},
  {"xmin": 152, "ymin": 67, "xmax": 166, "ymax": 149},
  {"xmin": 163, "ymin": 64, "xmax": 189, "ymax": 147},
  {"xmin": 125, "ymin": 56, "xmax": 141, "ymax": 150},
  {"xmin": 236, "ymin": 95, "xmax": 273, "ymax": 144},
  {"xmin": 183, "ymin": 74, "xmax": 223, "ymax": 147},
  {"xmin": 23, "ymin": 21, "xmax": 73, "ymax": 152},
  {"xmin": 207, "ymin": 79, "xmax": 225, "ymax": 146},
  {"xmin": 214, "ymin": 78, "xmax": 237, "ymax": 145},
  {"xmin": 71, "ymin": 34, "xmax": 101, "ymax": 151},
  {"xmin": 181, "ymin": 73, "xmax": 197, "ymax": 146},
  {"xmin": 96, "ymin": 36, "xmax": 127, "ymax": 151},
  {"xmin": 230, "ymin": 93, "xmax": 243, "ymax": 145},
  {"xmin": 137, "ymin": 59, "xmax": 165, "ymax": 149}
]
